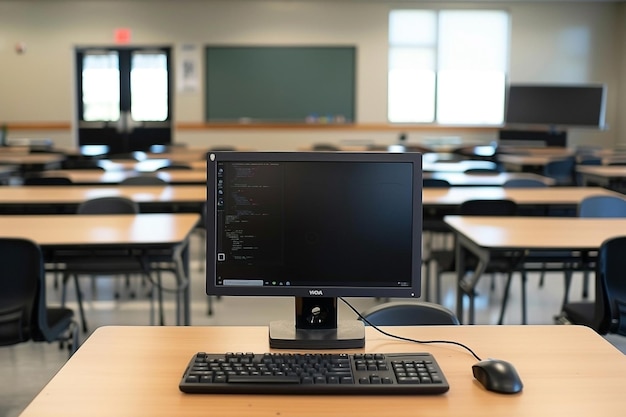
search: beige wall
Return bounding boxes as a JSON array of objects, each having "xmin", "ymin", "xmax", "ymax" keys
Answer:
[{"xmin": 0, "ymin": 0, "xmax": 623, "ymax": 150}]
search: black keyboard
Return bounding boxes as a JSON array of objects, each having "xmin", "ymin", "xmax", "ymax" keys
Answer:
[{"xmin": 179, "ymin": 352, "xmax": 449, "ymax": 395}]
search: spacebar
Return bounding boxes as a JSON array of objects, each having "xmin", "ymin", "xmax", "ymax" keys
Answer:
[{"xmin": 227, "ymin": 375, "xmax": 301, "ymax": 384}]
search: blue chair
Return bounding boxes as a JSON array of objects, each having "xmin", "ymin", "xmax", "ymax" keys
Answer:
[
  {"xmin": 502, "ymin": 178, "xmax": 548, "ymax": 188},
  {"xmin": 558, "ymin": 236, "xmax": 626, "ymax": 336},
  {"xmin": 360, "ymin": 301, "xmax": 459, "ymax": 326},
  {"xmin": 0, "ymin": 238, "xmax": 78, "ymax": 355},
  {"xmin": 572, "ymin": 195, "xmax": 626, "ymax": 301},
  {"xmin": 578, "ymin": 195, "xmax": 626, "ymax": 218},
  {"xmin": 543, "ymin": 156, "xmax": 576, "ymax": 186}
]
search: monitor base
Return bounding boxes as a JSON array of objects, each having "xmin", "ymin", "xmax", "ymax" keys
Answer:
[{"xmin": 269, "ymin": 320, "xmax": 365, "ymax": 349}]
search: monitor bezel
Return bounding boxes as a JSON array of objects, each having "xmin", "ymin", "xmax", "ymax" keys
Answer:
[{"xmin": 205, "ymin": 151, "xmax": 423, "ymax": 300}]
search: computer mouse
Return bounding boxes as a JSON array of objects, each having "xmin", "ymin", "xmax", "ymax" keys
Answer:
[{"xmin": 472, "ymin": 359, "xmax": 523, "ymax": 394}]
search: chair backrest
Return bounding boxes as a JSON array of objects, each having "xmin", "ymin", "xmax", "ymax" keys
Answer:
[
  {"xmin": 23, "ymin": 176, "xmax": 73, "ymax": 186},
  {"xmin": 459, "ymin": 199, "xmax": 518, "ymax": 216},
  {"xmin": 0, "ymin": 238, "xmax": 41, "ymax": 346},
  {"xmin": 120, "ymin": 175, "xmax": 167, "ymax": 186},
  {"xmin": 464, "ymin": 168, "xmax": 500, "ymax": 175},
  {"xmin": 596, "ymin": 236, "xmax": 626, "ymax": 335},
  {"xmin": 311, "ymin": 143, "xmax": 340, "ymax": 151},
  {"xmin": 423, "ymin": 178, "xmax": 451, "ymax": 188},
  {"xmin": 502, "ymin": 178, "xmax": 548, "ymax": 188},
  {"xmin": 578, "ymin": 195, "xmax": 626, "ymax": 218},
  {"xmin": 360, "ymin": 301, "xmax": 459, "ymax": 326},
  {"xmin": 543, "ymin": 157, "xmax": 576, "ymax": 185},
  {"xmin": 77, "ymin": 196, "xmax": 139, "ymax": 214}
]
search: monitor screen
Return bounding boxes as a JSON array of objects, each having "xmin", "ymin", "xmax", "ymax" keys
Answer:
[
  {"xmin": 505, "ymin": 84, "xmax": 606, "ymax": 128},
  {"xmin": 206, "ymin": 151, "xmax": 423, "ymax": 349}
]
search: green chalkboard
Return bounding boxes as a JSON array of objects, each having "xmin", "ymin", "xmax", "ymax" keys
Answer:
[{"xmin": 205, "ymin": 46, "xmax": 355, "ymax": 123}]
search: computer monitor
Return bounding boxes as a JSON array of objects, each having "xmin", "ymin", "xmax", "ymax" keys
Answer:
[
  {"xmin": 206, "ymin": 151, "xmax": 423, "ymax": 349},
  {"xmin": 505, "ymin": 84, "xmax": 606, "ymax": 129}
]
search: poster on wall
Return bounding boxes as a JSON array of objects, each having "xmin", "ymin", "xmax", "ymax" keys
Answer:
[{"xmin": 178, "ymin": 43, "xmax": 200, "ymax": 93}]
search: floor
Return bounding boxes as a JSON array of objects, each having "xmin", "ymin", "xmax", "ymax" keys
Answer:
[{"xmin": 2, "ymin": 233, "xmax": 625, "ymax": 417}]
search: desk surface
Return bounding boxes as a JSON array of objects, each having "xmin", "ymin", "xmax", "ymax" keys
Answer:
[
  {"xmin": 424, "ymin": 172, "xmax": 553, "ymax": 186},
  {"xmin": 41, "ymin": 169, "xmax": 206, "ymax": 184},
  {"xmin": 423, "ymin": 186, "xmax": 620, "ymax": 206},
  {"xmin": 444, "ymin": 215, "xmax": 626, "ymax": 250},
  {"xmin": 0, "ymin": 213, "xmax": 200, "ymax": 246},
  {"xmin": 0, "ymin": 185, "xmax": 205, "ymax": 205},
  {"xmin": 0, "ymin": 153, "xmax": 65, "ymax": 165},
  {"xmin": 18, "ymin": 325, "xmax": 626, "ymax": 417},
  {"xmin": 576, "ymin": 165, "xmax": 626, "ymax": 177}
]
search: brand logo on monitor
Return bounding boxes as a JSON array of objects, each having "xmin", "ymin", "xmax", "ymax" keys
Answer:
[{"xmin": 308, "ymin": 289, "xmax": 324, "ymax": 296}]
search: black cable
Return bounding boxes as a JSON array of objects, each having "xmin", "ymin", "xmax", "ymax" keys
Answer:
[{"xmin": 339, "ymin": 297, "xmax": 483, "ymax": 362}]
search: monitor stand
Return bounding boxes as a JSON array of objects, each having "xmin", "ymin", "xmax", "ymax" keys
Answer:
[{"xmin": 269, "ymin": 297, "xmax": 365, "ymax": 349}]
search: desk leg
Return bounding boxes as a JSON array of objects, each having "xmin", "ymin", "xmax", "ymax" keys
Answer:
[
  {"xmin": 172, "ymin": 239, "xmax": 191, "ymax": 326},
  {"xmin": 455, "ymin": 235, "xmax": 489, "ymax": 325}
]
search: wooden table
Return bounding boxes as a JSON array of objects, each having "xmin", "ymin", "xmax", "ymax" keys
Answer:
[
  {"xmin": 40, "ymin": 169, "xmax": 206, "ymax": 185},
  {"xmin": 444, "ymin": 215, "xmax": 626, "ymax": 324},
  {"xmin": 497, "ymin": 147, "xmax": 574, "ymax": 171},
  {"xmin": 422, "ymin": 186, "xmax": 621, "ymax": 220},
  {"xmin": 424, "ymin": 172, "xmax": 554, "ymax": 187},
  {"xmin": 0, "ymin": 185, "xmax": 206, "ymax": 214},
  {"xmin": 17, "ymin": 325, "xmax": 626, "ymax": 417},
  {"xmin": 0, "ymin": 153, "xmax": 65, "ymax": 171},
  {"xmin": 98, "ymin": 159, "xmax": 207, "ymax": 172},
  {"xmin": 576, "ymin": 165, "xmax": 626, "ymax": 190},
  {"xmin": 0, "ymin": 213, "xmax": 200, "ymax": 325},
  {"xmin": 422, "ymin": 159, "xmax": 498, "ymax": 173}
]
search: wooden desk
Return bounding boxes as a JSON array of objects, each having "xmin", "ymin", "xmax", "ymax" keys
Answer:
[
  {"xmin": 41, "ymin": 169, "xmax": 206, "ymax": 185},
  {"xmin": 422, "ymin": 159, "xmax": 498, "ymax": 173},
  {"xmin": 0, "ymin": 185, "xmax": 206, "ymax": 214},
  {"xmin": 424, "ymin": 172, "xmax": 554, "ymax": 187},
  {"xmin": 98, "ymin": 159, "xmax": 207, "ymax": 172},
  {"xmin": 18, "ymin": 325, "xmax": 626, "ymax": 417},
  {"xmin": 423, "ymin": 186, "xmax": 620, "ymax": 207},
  {"xmin": 0, "ymin": 153, "xmax": 65, "ymax": 171},
  {"xmin": 576, "ymin": 165, "xmax": 626, "ymax": 190},
  {"xmin": 444, "ymin": 215, "xmax": 626, "ymax": 324},
  {"xmin": 422, "ymin": 186, "xmax": 620, "ymax": 221},
  {"xmin": 497, "ymin": 153, "xmax": 571, "ymax": 173},
  {"xmin": 0, "ymin": 213, "xmax": 200, "ymax": 324}
]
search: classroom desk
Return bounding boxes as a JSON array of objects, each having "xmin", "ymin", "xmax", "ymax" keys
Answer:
[
  {"xmin": 424, "ymin": 171, "xmax": 554, "ymax": 187},
  {"xmin": 0, "ymin": 153, "xmax": 65, "ymax": 171},
  {"xmin": 576, "ymin": 165, "xmax": 626, "ymax": 190},
  {"xmin": 422, "ymin": 186, "xmax": 620, "ymax": 220},
  {"xmin": 0, "ymin": 213, "xmax": 200, "ymax": 325},
  {"xmin": 0, "ymin": 165, "xmax": 16, "ymax": 184},
  {"xmin": 422, "ymin": 159, "xmax": 497, "ymax": 172},
  {"xmin": 444, "ymin": 215, "xmax": 626, "ymax": 324},
  {"xmin": 40, "ymin": 169, "xmax": 207, "ymax": 185},
  {"xmin": 497, "ymin": 153, "xmax": 571, "ymax": 173},
  {"xmin": 98, "ymin": 159, "xmax": 207, "ymax": 172},
  {"xmin": 17, "ymin": 325, "xmax": 626, "ymax": 417},
  {"xmin": 0, "ymin": 185, "xmax": 206, "ymax": 214}
]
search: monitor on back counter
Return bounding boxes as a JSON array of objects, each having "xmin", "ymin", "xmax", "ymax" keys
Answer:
[
  {"xmin": 505, "ymin": 84, "xmax": 606, "ymax": 129},
  {"xmin": 205, "ymin": 151, "xmax": 423, "ymax": 349}
]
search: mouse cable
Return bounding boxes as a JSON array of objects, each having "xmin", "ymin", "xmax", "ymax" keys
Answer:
[{"xmin": 339, "ymin": 297, "xmax": 482, "ymax": 362}]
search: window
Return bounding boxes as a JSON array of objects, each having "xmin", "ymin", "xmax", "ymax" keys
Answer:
[{"xmin": 388, "ymin": 10, "xmax": 509, "ymax": 125}]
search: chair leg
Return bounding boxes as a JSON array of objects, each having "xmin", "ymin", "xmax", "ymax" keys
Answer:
[
  {"xmin": 61, "ymin": 273, "xmax": 88, "ymax": 333},
  {"xmin": 498, "ymin": 274, "xmax": 514, "ymax": 325},
  {"xmin": 520, "ymin": 271, "xmax": 528, "ymax": 325},
  {"xmin": 581, "ymin": 271, "xmax": 590, "ymax": 299},
  {"xmin": 157, "ymin": 271, "xmax": 165, "ymax": 326}
]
